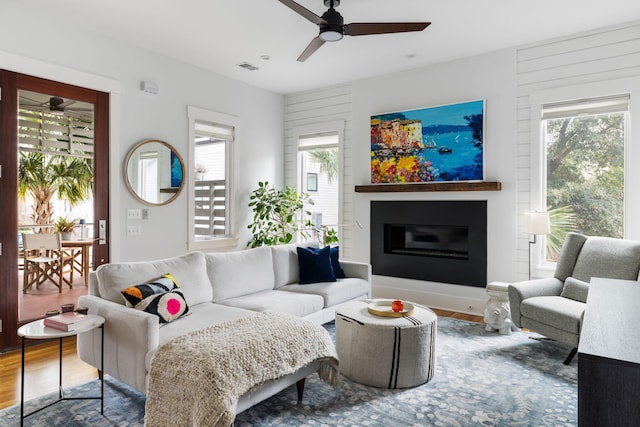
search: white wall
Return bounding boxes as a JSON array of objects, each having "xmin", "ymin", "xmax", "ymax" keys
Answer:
[
  {"xmin": 351, "ymin": 50, "xmax": 518, "ymax": 314},
  {"xmin": 285, "ymin": 50, "xmax": 518, "ymax": 315},
  {"xmin": 1, "ymin": 2, "xmax": 284, "ymax": 261}
]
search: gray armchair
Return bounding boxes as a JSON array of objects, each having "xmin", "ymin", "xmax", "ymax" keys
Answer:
[{"xmin": 509, "ymin": 232, "xmax": 640, "ymax": 364}]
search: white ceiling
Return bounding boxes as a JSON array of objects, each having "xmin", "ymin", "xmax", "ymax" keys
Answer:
[{"xmin": 21, "ymin": 0, "xmax": 640, "ymax": 94}]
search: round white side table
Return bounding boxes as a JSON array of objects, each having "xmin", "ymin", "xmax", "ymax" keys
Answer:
[{"xmin": 17, "ymin": 314, "xmax": 105, "ymax": 427}]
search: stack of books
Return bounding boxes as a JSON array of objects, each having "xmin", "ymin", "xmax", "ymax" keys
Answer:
[{"xmin": 43, "ymin": 312, "xmax": 94, "ymax": 332}]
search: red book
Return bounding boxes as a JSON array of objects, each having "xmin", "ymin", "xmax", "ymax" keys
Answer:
[{"xmin": 43, "ymin": 312, "xmax": 93, "ymax": 332}]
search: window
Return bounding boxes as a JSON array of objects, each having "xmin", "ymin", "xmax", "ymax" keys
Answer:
[
  {"xmin": 297, "ymin": 127, "xmax": 342, "ymax": 244},
  {"xmin": 541, "ymin": 95, "xmax": 628, "ymax": 260},
  {"xmin": 138, "ymin": 150, "xmax": 159, "ymax": 202},
  {"xmin": 187, "ymin": 106, "xmax": 238, "ymax": 250}
]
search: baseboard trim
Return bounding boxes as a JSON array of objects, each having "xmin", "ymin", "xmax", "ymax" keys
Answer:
[{"xmin": 372, "ymin": 284, "xmax": 486, "ymax": 316}]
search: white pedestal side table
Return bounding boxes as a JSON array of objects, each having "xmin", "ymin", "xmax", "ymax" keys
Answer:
[
  {"xmin": 483, "ymin": 281, "xmax": 518, "ymax": 335},
  {"xmin": 17, "ymin": 314, "xmax": 105, "ymax": 427}
]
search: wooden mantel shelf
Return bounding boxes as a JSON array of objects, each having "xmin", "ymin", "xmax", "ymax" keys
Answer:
[{"xmin": 354, "ymin": 181, "xmax": 502, "ymax": 193}]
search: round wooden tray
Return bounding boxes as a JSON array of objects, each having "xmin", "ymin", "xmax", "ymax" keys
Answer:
[{"xmin": 367, "ymin": 300, "xmax": 415, "ymax": 318}]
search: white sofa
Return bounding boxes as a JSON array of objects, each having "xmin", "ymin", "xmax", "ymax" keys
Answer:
[{"xmin": 77, "ymin": 243, "xmax": 371, "ymax": 411}]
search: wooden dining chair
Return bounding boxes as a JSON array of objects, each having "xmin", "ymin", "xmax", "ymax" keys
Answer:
[{"xmin": 21, "ymin": 233, "xmax": 74, "ymax": 293}]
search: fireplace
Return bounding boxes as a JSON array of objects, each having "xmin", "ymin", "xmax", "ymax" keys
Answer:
[{"xmin": 371, "ymin": 200, "xmax": 487, "ymax": 287}]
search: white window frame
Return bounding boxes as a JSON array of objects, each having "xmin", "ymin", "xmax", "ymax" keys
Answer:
[
  {"xmin": 187, "ymin": 106, "xmax": 239, "ymax": 251},
  {"xmin": 293, "ymin": 120, "xmax": 345, "ymax": 240},
  {"xmin": 529, "ymin": 77, "xmax": 640, "ymax": 277}
]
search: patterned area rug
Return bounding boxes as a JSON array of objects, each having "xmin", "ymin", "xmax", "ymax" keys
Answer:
[{"xmin": 0, "ymin": 317, "xmax": 577, "ymax": 426}]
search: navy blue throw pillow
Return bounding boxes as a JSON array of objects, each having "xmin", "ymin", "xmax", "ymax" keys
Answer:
[
  {"xmin": 297, "ymin": 246, "xmax": 336, "ymax": 284},
  {"xmin": 309, "ymin": 246, "xmax": 346, "ymax": 278},
  {"xmin": 329, "ymin": 246, "xmax": 346, "ymax": 278}
]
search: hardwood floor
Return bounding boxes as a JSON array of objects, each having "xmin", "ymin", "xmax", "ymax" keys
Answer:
[{"xmin": 0, "ymin": 308, "xmax": 483, "ymax": 410}]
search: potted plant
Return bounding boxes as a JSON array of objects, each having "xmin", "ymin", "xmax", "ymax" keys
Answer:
[
  {"xmin": 247, "ymin": 181, "xmax": 314, "ymax": 247},
  {"xmin": 54, "ymin": 216, "xmax": 79, "ymax": 240},
  {"xmin": 194, "ymin": 163, "xmax": 208, "ymax": 181}
]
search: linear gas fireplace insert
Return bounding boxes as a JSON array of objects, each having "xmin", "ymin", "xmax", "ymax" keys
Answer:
[{"xmin": 371, "ymin": 200, "xmax": 487, "ymax": 287}]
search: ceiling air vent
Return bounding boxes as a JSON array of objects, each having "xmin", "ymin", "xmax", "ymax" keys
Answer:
[{"xmin": 237, "ymin": 62, "xmax": 259, "ymax": 71}]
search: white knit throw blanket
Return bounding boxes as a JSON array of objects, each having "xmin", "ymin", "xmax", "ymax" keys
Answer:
[{"xmin": 144, "ymin": 311, "xmax": 339, "ymax": 427}]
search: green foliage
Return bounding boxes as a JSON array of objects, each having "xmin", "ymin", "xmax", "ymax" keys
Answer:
[
  {"xmin": 545, "ymin": 113, "xmax": 624, "ymax": 239},
  {"xmin": 545, "ymin": 206, "xmax": 578, "ymax": 261},
  {"xmin": 18, "ymin": 152, "xmax": 94, "ymax": 226},
  {"xmin": 308, "ymin": 148, "xmax": 339, "ymax": 183},
  {"xmin": 247, "ymin": 181, "xmax": 314, "ymax": 248},
  {"xmin": 54, "ymin": 216, "xmax": 79, "ymax": 233},
  {"xmin": 323, "ymin": 227, "xmax": 339, "ymax": 245}
]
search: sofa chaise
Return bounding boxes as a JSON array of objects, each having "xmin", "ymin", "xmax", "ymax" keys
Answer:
[{"xmin": 77, "ymin": 242, "xmax": 371, "ymax": 412}]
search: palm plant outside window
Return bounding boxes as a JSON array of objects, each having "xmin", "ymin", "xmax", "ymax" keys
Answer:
[{"xmin": 298, "ymin": 133, "xmax": 340, "ymax": 244}]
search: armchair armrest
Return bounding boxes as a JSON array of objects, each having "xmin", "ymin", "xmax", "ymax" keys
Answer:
[
  {"xmin": 77, "ymin": 294, "xmax": 159, "ymax": 393},
  {"xmin": 508, "ymin": 278, "xmax": 564, "ymax": 328}
]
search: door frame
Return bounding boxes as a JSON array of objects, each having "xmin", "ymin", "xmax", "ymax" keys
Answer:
[{"xmin": 0, "ymin": 71, "xmax": 110, "ymax": 351}]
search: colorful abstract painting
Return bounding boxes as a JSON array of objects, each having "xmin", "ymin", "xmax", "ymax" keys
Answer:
[{"xmin": 370, "ymin": 100, "xmax": 485, "ymax": 183}]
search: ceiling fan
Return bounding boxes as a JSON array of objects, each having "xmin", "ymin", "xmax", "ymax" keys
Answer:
[
  {"xmin": 47, "ymin": 96, "xmax": 77, "ymax": 112},
  {"xmin": 278, "ymin": 0, "xmax": 431, "ymax": 62},
  {"xmin": 19, "ymin": 95, "xmax": 93, "ymax": 115}
]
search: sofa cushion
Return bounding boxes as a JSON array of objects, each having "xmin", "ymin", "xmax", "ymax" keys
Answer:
[
  {"xmin": 151, "ymin": 303, "xmax": 256, "ymax": 369},
  {"xmin": 218, "ymin": 289, "xmax": 324, "ymax": 317},
  {"xmin": 521, "ymin": 295, "xmax": 585, "ymax": 335},
  {"xmin": 297, "ymin": 246, "xmax": 336, "ymax": 284},
  {"xmin": 206, "ymin": 246, "xmax": 274, "ymax": 302},
  {"xmin": 280, "ymin": 277, "xmax": 370, "ymax": 308},
  {"xmin": 560, "ymin": 277, "xmax": 590, "ymax": 303},
  {"xmin": 271, "ymin": 241, "xmax": 319, "ymax": 288},
  {"xmin": 95, "ymin": 252, "xmax": 212, "ymax": 307}
]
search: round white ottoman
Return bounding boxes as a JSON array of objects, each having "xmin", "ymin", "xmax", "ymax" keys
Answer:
[{"xmin": 335, "ymin": 299, "xmax": 437, "ymax": 389}]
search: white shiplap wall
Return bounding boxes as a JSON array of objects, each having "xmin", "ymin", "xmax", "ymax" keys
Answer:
[
  {"xmin": 515, "ymin": 21, "xmax": 640, "ymax": 278},
  {"xmin": 283, "ymin": 84, "xmax": 355, "ymax": 257}
]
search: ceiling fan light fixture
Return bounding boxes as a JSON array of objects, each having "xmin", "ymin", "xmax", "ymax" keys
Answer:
[
  {"xmin": 278, "ymin": 0, "xmax": 430, "ymax": 61},
  {"xmin": 319, "ymin": 28, "xmax": 343, "ymax": 41}
]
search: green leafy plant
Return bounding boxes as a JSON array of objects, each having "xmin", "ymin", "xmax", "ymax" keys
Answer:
[
  {"xmin": 247, "ymin": 181, "xmax": 314, "ymax": 248},
  {"xmin": 545, "ymin": 206, "xmax": 578, "ymax": 261},
  {"xmin": 322, "ymin": 227, "xmax": 339, "ymax": 245},
  {"xmin": 54, "ymin": 216, "xmax": 79, "ymax": 233}
]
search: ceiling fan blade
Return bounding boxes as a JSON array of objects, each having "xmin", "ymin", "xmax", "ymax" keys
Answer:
[
  {"xmin": 297, "ymin": 36, "xmax": 326, "ymax": 62},
  {"xmin": 56, "ymin": 100, "xmax": 77, "ymax": 109},
  {"xmin": 66, "ymin": 107, "xmax": 94, "ymax": 112},
  {"xmin": 278, "ymin": 0, "xmax": 327, "ymax": 25},
  {"xmin": 344, "ymin": 22, "xmax": 431, "ymax": 36}
]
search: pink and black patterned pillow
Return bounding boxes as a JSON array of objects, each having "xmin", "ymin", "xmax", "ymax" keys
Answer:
[
  {"xmin": 133, "ymin": 289, "xmax": 189, "ymax": 323},
  {"xmin": 121, "ymin": 273, "xmax": 189, "ymax": 323}
]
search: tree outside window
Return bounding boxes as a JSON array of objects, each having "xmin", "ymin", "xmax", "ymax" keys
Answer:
[{"xmin": 543, "ymin": 96, "xmax": 627, "ymax": 260}]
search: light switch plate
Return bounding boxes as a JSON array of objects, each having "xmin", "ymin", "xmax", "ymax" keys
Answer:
[
  {"xmin": 127, "ymin": 208, "xmax": 142, "ymax": 220},
  {"xmin": 127, "ymin": 225, "xmax": 142, "ymax": 236}
]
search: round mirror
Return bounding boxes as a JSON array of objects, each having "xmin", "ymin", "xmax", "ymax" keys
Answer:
[{"xmin": 124, "ymin": 139, "xmax": 185, "ymax": 206}]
